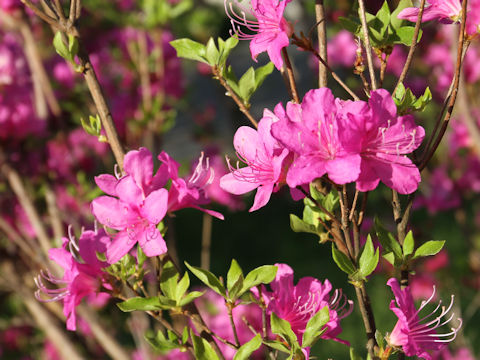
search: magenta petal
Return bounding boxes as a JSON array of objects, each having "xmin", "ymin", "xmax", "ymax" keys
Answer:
[
  {"xmin": 91, "ymin": 196, "xmax": 135, "ymax": 230},
  {"xmin": 106, "ymin": 231, "xmax": 136, "ymax": 264},
  {"xmin": 116, "ymin": 176, "xmax": 144, "ymax": 206},
  {"xmin": 325, "ymin": 155, "xmax": 361, "ymax": 184},
  {"xmin": 220, "ymin": 172, "xmax": 260, "ymax": 195},
  {"xmin": 138, "ymin": 225, "xmax": 167, "ymax": 257},
  {"xmin": 234, "ymin": 126, "xmax": 260, "ymax": 163},
  {"xmin": 249, "ymin": 183, "xmax": 274, "ymax": 212},
  {"xmin": 49, "ymin": 247, "xmax": 73, "ymax": 272},
  {"xmin": 95, "ymin": 174, "xmax": 118, "ymax": 196},
  {"xmin": 266, "ymin": 32, "xmax": 289, "ymax": 70},
  {"xmin": 124, "ymin": 147, "xmax": 153, "ymax": 192},
  {"xmin": 141, "ymin": 188, "xmax": 168, "ymax": 224},
  {"xmin": 286, "ymin": 155, "xmax": 327, "ymax": 188}
]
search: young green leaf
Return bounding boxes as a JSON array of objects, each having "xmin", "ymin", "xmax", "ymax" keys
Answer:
[
  {"xmin": 160, "ymin": 261, "xmax": 179, "ymax": 300},
  {"xmin": 403, "ymin": 230, "xmax": 415, "ymax": 257},
  {"xmin": 331, "ymin": 244, "xmax": 356, "ymax": 275},
  {"xmin": 117, "ymin": 297, "xmax": 162, "ymax": 312},
  {"xmin": 359, "ymin": 235, "xmax": 379, "ymax": 278},
  {"xmin": 170, "ymin": 39, "xmax": 208, "ymax": 63},
  {"xmin": 302, "ymin": 306, "xmax": 329, "ymax": 348},
  {"xmin": 227, "ymin": 259, "xmax": 244, "ymax": 291},
  {"xmin": 390, "ymin": 0, "xmax": 414, "ymax": 29},
  {"xmin": 289, "ymin": 214, "xmax": 319, "ymax": 235},
  {"xmin": 145, "ymin": 329, "xmax": 180, "ymax": 352},
  {"xmin": 242, "ymin": 265, "xmax": 278, "ymax": 294},
  {"xmin": 270, "ymin": 313, "xmax": 298, "ymax": 349},
  {"xmin": 349, "ymin": 347, "xmax": 363, "ymax": 360},
  {"xmin": 238, "ymin": 67, "xmax": 256, "ymax": 102},
  {"xmin": 205, "ymin": 38, "xmax": 220, "ymax": 65},
  {"xmin": 233, "ymin": 334, "xmax": 262, "ymax": 360},
  {"xmin": 175, "ymin": 272, "xmax": 190, "ymax": 302},
  {"xmin": 185, "ymin": 262, "xmax": 226, "ymax": 297},
  {"xmin": 191, "ymin": 330, "xmax": 220, "ymax": 360},
  {"xmin": 413, "ymin": 240, "xmax": 445, "ymax": 259},
  {"xmin": 178, "ymin": 291, "xmax": 205, "ymax": 307},
  {"xmin": 374, "ymin": 217, "xmax": 403, "ymax": 266}
]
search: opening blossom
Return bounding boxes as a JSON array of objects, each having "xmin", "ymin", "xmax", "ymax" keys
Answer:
[
  {"xmin": 225, "ymin": 0, "xmax": 293, "ymax": 70},
  {"xmin": 255, "ymin": 263, "xmax": 353, "ymax": 351},
  {"xmin": 91, "ymin": 148, "xmax": 169, "ymax": 264},
  {"xmin": 387, "ymin": 278, "xmax": 462, "ymax": 360},
  {"xmin": 35, "ymin": 227, "xmax": 111, "ymax": 331},
  {"xmin": 220, "ymin": 111, "xmax": 290, "ymax": 212}
]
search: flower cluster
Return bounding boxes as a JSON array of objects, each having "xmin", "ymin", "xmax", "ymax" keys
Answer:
[
  {"xmin": 91, "ymin": 147, "xmax": 222, "ymax": 264},
  {"xmin": 221, "ymin": 88, "xmax": 424, "ymax": 210}
]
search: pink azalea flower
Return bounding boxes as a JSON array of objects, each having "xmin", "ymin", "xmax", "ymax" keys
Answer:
[
  {"xmin": 195, "ymin": 289, "xmax": 264, "ymax": 360},
  {"xmin": 257, "ymin": 263, "xmax": 353, "ymax": 349},
  {"xmin": 346, "ymin": 89, "xmax": 425, "ymax": 194},
  {"xmin": 158, "ymin": 151, "xmax": 224, "ymax": 219},
  {"xmin": 387, "ymin": 278, "xmax": 462, "ymax": 360},
  {"xmin": 220, "ymin": 112, "xmax": 290, "ymax": 212},
  {"xmin": 225, "ymin": 0, "xmax": 293, "ymax": 70},
  {"xmin": 271, "ymin": 88, "xmax": 362, "ymax": 188},
  {"xmin": 35, "ymin": 227, "xmax": 111, "ymax": 331},
  {"xmin": 327, "ymin": 30, "xmax": 358, "ymax": 68},
  {"xmin": 92, "ymin": 148, "xmax": 169, "ymax": 264}
]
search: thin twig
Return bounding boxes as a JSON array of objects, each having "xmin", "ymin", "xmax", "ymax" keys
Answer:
[
  {"xmin": 393, "ymin": 0, "xmax": 426, "ymax": 96},
  {"xmin": 315, "ymin": 0, "xmax": 327, "ymax": 87},
  {"xmin": 227, "ymin": 303, "xmax": 240, "ymax": 347},
  {"xmin": 212, "ymin": 66, "xmax": 258, "ymax": 128},
  {"xmin": 19, "ymin": 0, "xmax": 58, "ymax": 26},
  {"xmin": 281, "ymin": 48, "xmax": 300, "ymax": 103},
  {"xmin": 358, "ymin": 0, "xmax": 377, "ymax": 90}
]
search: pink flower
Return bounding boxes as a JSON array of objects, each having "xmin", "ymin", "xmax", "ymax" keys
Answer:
[
  {"xmin": 158, "ymin": 152, "xmax": 224, "ymax": 219},
  {"xmin": 225, "ymin": 0, "xmax": 293, "ymax": 70},
  {"xmin": 35, "ymin": 227, "xmax": 111, "ymax": 331},
  {"xmin": 327, "ymin": 30, "xmax": 358, "ymax": 68},
  {"xmin": 258, "ymin": 264, "xmax": 353, "ymax": 348},
  {"xmin": 92, "ymin": 148, "xmax": 169, "ymax": 264},
  {"xmin": 347, "ymin": 89, "xmax": 425, "ymax": 194},
  {"xmin": 195, "ymin": 289, "xmax": 264, "ymax": 360},
  {"xmin": 387, "ymin": 278, "xmax": 462, "ymax": 360},
  {"xmin": 434, "ymin": 347, "xmax": 475, "ymax": 360},
  {"xmin": 416, "ymin": 167, "xmax": 460, "ymax": 214},
  {"xmin": 271, "ymin": 88, "xmax": 362, "ymax": 187},
  {"xmin": 220, "ymin": 112, "xmax": 290, "ymax": 211}
]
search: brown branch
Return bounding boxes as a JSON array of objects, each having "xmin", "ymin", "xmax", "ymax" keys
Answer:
[
  {"xmin": 315, "ymin": 0, "xmax": 327, "ymax": 87},
  {"xmin": 212, "ymin": 66, "xmax": 258, "ymax": 128},
  {"xmin": 419, "ymin": 2, "xmax": 469, "ymax": 170},
  {"xmin": 393, "ymin": 0, "xmax": 426, "ymax": 96},
  {"xmin": 19, "ymin": 0, "xmax": 59, "ymax": 26},
  {"xmin": 281, "ymin": 48, "xmax": 300, "ymax": 103},
  {"xmin": 355, "ymin": 284, "xmax": 378, "ymax": 358},
  {"xmin": 358, "ymin": 0, "xmax": 377, "ymax": 90}
]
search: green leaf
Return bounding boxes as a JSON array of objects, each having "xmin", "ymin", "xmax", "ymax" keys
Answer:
[
  {"xmin": 302, "ymin": 306, "xmax": 329, "ymax": 348},
  {"xmin": 331, "ymin": 244, "xmax": 356, "ymax": 275},
  {"xmin": 289, "ymin": 214, "xmax": 319, "ymax": 235},
  {"xmin": 233, "ymin": 334, "xmax": 262, "ymax": 360},
  {"xmin": 160, "ymin": 261, "xmax": 179, "ymax": 300},
  {"xmin": 227, "ymin": 259, "xmax": 244, "ymax": 291},
  {"xmin": 238, "ymin": 67, "xmax": 256, "ymax": 102},
  {"xmin": 218, "ymin": 36, "xmax": 239, "ymax": 66},
  {"xmin": 374, "ymin": 217, "xmax": 403, "ymax": 266},
  {"xmin": 170, "ymin": 38, "xmax": 208, "ymax": 63},
  {"xmin": 395, "ymin": 26, "xmax": 422, "ymax": 46},
  {"xmin": 182, "ymin": 326, "xmax": 189, "ymax": 344},
  {"xmin": 205, "ymin": 37, "xmax": 220, "ymax": 65},
  {"xmin": 242, "ymin": 265, "xmax": 278, "ymax": 294},
  {"xmin": 359, "ymin": 235, "xmax": 379, "ymax": 278},
  {"xmin": 270, "ymin": 313, "xmax": 298, "ymax": 349},
  {"xmin": 349, "ymin": 347, "xmax": 363, "ymax": 360},
  {"xmin": 403, "ymin": 230, "xmax": 415, "ymax": 257},
  {"xmin": 376, "ymin": 1, "xmax": 391, "ymax": 36},
  {"xmin": 145, "ymin": 330, "xmax": 180, "ymax": 352},
  {"xmin": 67, "ymin": 34, "xmax": 79, "ymax": 59},
  {"xmin": 117, "ymin": 297, "xmax": 162, "ymax": 312},
  {"xmin": 263, "ymin": 339, "xmax": 291, "ymax": 354},
  {"xmin": 228, "ymin": 276, "xmax": 244, "ymax": 301},
  {"xmin": 413, "ymin": 240, "xmax": 445, "ymax": 259},
  {"xmin": 391, "ymin": 0, "xmax": 413, "ymax": 29},
  {"xmin": 253, "ymin": 62, "xmax": 274, "ymax": 90},
  {"xmin": 178, "ymin": 291, "xmax": 205, "ymax": 307},
  {"xmin": 137, "ymin": 243, "xmax": 147, "ymax": 267},
  {"xmin": 185, "ymin": 262, "xmax": 226, "ymax": 297},
  {"xmin": 53, "ymin": 32, "xmax": 73, "ymax": 63},
  {"xmin": 375, "ymin": 330, "xmax": 385, "ymax": 349},
  {"xmin": 176, "ymin": 272, "xmax": 190, "ymax": 302},
  {"xmin": 191, "ymin": 330, "xmax": 220, "ymax": 360},
  {"xmin": 339, "ymin": 16, "xmax": 362, "ymax": 35}
]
